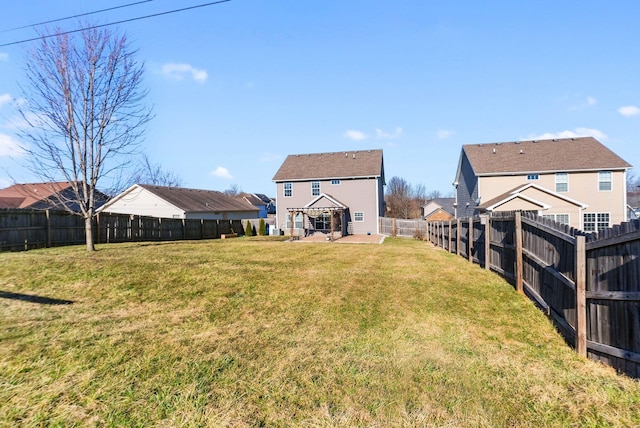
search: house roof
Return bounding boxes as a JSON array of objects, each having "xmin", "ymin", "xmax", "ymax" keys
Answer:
[
  {"xmin": 0, "ymin": 182, "xmax": 75, "ymax": 209},
  {"xmin": 272, "ymin": 149, "xmax": 384, "ymax": 181},
  {"xmin": 137, "ymin": 184, "xmax": 258, "ymax": 213},
  {"xmin": 462, "ymin": 137, "xmax": 632, "ymax": 175},
  {"xmin": 239, "ymin": 193, "xmax": 267, "ymax": 207},
  {"xmin": 423, "ymin": 198, "xmax": 455, "ymax": 216},
  {"xmin": 479, "ymin": 183, "xmax": 587, "ymax": 211}
]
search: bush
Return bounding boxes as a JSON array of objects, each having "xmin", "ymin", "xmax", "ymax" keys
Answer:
[
  {"xmin": 258, "ymin": 218, "xmax": 266, "ymax": 236},
  {"xmin": 245, "ymin": 220, "xmax": 253, "ymax": 236},
  {"xmin": 412, "ymin": 228, "xmax": 424, "ymax": 240}
]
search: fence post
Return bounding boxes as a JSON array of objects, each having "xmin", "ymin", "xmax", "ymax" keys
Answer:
[
  {"xmin": 448, "ymin": 220, "xmax": 452, "ymax": 252},
  {"xmin": 483, "ymin": 215, "xmax": 490, "ymax": 270},
  {"xmin": 456, "ymin": 218, "xmax": 461, "ymax": 256},
  {"xmin": 46, "ymin": 209, "xmax": 52, "ymax": 248},
  {"xmin": 468, "ymin": 217, "xmax": 473, "ymax": 263},
  {"xmin": 575, "ymin": 235, "xmax": 587, "ymax": 357},
  {"xmin": 515, "ymin": 211, "xmax": 523, "ymax": 294}
]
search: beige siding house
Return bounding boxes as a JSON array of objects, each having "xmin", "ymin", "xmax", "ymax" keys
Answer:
[
  {"xmin": 272, "ymin": 150, "xmax": 385, "ymax": 237},
  {"xmin": 98, "ymin": 184, "xmax": 259, "ymax": 220},
  {"xmin": 454, "ymin": 137, "xmax": 632, "ymax": 231}
]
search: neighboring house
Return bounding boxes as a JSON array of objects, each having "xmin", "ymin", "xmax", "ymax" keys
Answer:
[
  {"xmin": 237, "ymin": 193, "xmax": 275, "ymax": 218},
  {"xmin": 423, "ymin": 197, "xmax": 455, "ymax": 222},
  {"xmin": 628, "ymin": 190, "xmax": 640, "ymax": 220},
  {"xmin": 0, "ymin": 181, "xmax": 109, "ymax": 211},
  {"xmin": 255, "ymin": 193, "xmax": 276, "ymax": 215},
  {"xmin": 98, "ymin": 184, "xmax": 259, "ymax": 220},
  {"xmin": 454, "ymin": 137, "xmax": 632, "ymax": 231},
  {"xmin": 272, "ymin": 149, "xmax": 385, "ymax": 236}
]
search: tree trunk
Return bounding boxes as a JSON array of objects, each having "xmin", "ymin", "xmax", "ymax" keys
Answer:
[{"xmin": 85, "ymin": 215, "xmax": 95, "ymax": 251}]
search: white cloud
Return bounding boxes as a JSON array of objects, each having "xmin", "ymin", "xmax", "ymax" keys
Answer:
[
  {"xmin": 344, "ymin": 130, "xmax": 367, "ymax": 141},
  {"xmin": 587, "ymin": 96, "xmax": 597, "ymax": 106},
  {"xmin": 161, "ymin": 63, "xmax": 208, "ymax": 83},
  {"xmin": 0, "ymin": 53, "xmax": 8, "ymax": 61},
  {"xmin": 0, "ymin": 93, "xmax": 11, "ymax": 108},
  {"xmin": 527, "ymin": 128, "xmax": 607, "ymax": 141},
  {"xmin": 618, "ymin": 105, "xmax": 640, "ymax": 117},
  {"xmin": 211, "ymin": 166, "xmax": 233, "ymax": 179},
  {"xmin": 376, "ymin": 127, "xmax": 402, "ymax": 139},
  {"xmin": 436, "ymin": 130, "xmax": 453, "ymax": 139},
  {"xmin": 0, "ymin": 133, "xmax": 24, "ymax": 157}
]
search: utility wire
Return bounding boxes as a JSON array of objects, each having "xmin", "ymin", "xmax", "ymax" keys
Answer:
[
  {"xmin": 0, "ymin": 0, "xmax": 232, "ymax": 47},
  {"xmin": 1, "ymin": 0, "xmax": 156, "ymax": 33}
]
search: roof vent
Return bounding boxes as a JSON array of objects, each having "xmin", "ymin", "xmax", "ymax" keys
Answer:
[
  {"xmin": 515, "ymin": 141, "xmax": 521, "ymax": 144},
  {"xmin": 345, "ymin": 153, "xmax": 348, "ymax": 157},
  {"xmin": 352, "ymin": 153, "xmax": 356, "ymax": 159},
  {"xmin": 492, "ymin": 148, "xmax": 496, "ymax": 154},
  {"xmin": 519, "ymin": 149, "xmax": 524, "ymax": 154}
]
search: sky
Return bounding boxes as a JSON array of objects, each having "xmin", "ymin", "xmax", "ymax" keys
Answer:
[{"xmin": 1, "ymin": 0, "xmax": 640, "ymax": 197}]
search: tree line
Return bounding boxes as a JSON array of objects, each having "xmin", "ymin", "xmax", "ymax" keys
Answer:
[{"xmin": 385, "ymin": 176, "xmax": 450, "ymax": 219}]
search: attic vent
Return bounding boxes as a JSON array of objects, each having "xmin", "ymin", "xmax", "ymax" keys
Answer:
[
  {"xmin": 492, "ymin": 148, "xmax": 496, "ymax": 154},
  {"xmin": 352, "ymin": 153, "xmax": 356, "ymax": 159},
  {"xmin": 519, "ymin": 149, "xmax": 524, "ymax": 154},
  {"xmin": 344, "ymin": 153, "xmax": 348, "ymax": 157}
]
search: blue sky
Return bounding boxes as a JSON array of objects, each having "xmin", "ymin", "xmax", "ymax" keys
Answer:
[{"xmin": 1, "ymin": 0, "xmax": 639, "ymax": 197}]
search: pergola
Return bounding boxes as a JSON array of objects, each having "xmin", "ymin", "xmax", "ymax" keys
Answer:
[{"xmin": 287, "ymin": 206, "xmax": 345, "ymax": 240}]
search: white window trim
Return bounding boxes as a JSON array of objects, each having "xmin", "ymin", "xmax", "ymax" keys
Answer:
[
  {"xmin": 354, "ymin": 211, "xmax": 364, "ymax": 222},
  {"xmin": 598, "ymin": 171, "xmax": 612, "ymax": 192},
  {"xmin": 331, "ymin": 179, "xmax": 341, "ymax": 185},
  {"xmin": 284, "ymin": 182, "xmax": 292, "ymax": 198},
  {"xmin": 555, "ymin": 172, "xmax": 568, "ymax": 193},
  {"xmin": 311, "ymin": 181, "xmax": 320, "ymax": 196}
]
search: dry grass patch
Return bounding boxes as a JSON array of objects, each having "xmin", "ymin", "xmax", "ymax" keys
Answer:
[{"xmin": 1, "ymin": 237, "xmax": 639, "ymax": 426}]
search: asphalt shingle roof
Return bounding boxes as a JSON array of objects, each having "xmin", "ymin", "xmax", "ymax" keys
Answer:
[
  {"xmin": 272, "ymin": 149, "xmax": 384, "ymax": 181},
  {"xmin": 0, "ymin": 182, "xmax": 74, "ymax": 208},
  {"xmin": 139, "ymin": 185, "xmax": 257, "ymax": 213},
  {"xmin": 463, "ymin": 137, "xmax": 631, "ymax": 175}
]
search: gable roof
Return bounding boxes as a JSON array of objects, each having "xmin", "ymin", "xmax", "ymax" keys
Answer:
[
  {"xmin": 102, "ymin": 184, "xmax": 258, "ymax": 213},
  {"xmin": 423, "ymin": 198, "xmax": 456, "ymax": 217},
  {"xmin": 462, "ymin": 137, "xmax": 632, "ymax": 176},
  {"xmin": 479, "ymin": 183, "xmax": 587, "ymax": 211},
  {"xmin": 272, "ymin": 149, "xmax": 384, "ymax": 182},
  {"xmin": 239, "ymin": 193, "xmax": 267, "ymax": 207},
  {"xmin": 0, "ymin": 182, "xmax": 74, "ymax": 208}
]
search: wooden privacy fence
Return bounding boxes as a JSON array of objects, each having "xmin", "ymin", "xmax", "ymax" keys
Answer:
[
  {"xmin": 428, "ymin": 211, "xmax": 640, "ymax": 379},
  {"xmin": 379, "ymin": 217, "xmax": 426, "ymax": 237},
  {"xmin": 0, "ymin": 209, "xmax": 246, "ymax": 252}
]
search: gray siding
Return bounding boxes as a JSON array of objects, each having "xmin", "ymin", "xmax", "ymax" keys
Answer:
[{"xmin": 456, "ymin": 152, "xmax": 478, "ymax": 218}]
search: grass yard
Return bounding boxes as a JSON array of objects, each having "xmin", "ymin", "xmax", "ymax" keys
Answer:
[{"xmin": 1, "ymin": 237, "xmax": 639, "ymax": 427}]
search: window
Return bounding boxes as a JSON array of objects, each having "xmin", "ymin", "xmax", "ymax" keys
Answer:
[
  {"xmin": 542, "ymin": 213, "xmax": 569, "ymax": 225},
  {"xmin": 331, "ymin": 179, "xmax": 341, "ymax": 185},
  {"xmin": 527, "ymin": 174, "xmax": 539, "ymax": 180},
  {"xmin": 314, "ymin": 213, "xmax": 331, "ymax": 230},
  {"xmin": 311, "ymin": 181, "xmax": 320, "ymax": 196},
  {"xmin": 583, "ymin": 212, "xmax": 609, "ymax": 232},
  {"xmin": 599, "ymin": 171, "xmax": 612, "ymax": 191},
  {"xmin": 555, "ymin": 172, "xmax": 568, "ymax": 192},
  {"xmin": 354, "ymin": 211, "xmax": 364, "ymax": 222},
  {"xmin": 284, "ymin": 182, "xmax": 292, "ymax": 197},
  {"xmin": 286, "ymin": 213, "xmax": 304, "ymax": 229}
]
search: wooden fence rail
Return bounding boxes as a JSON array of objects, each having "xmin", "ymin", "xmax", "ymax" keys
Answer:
[
  {"xmin": 428, "ymin": 212, "xmax": 640, "ymax": 379},
  {"xmin": 0, "ymin": 209, "xmax": 248, "ymax": 252}
]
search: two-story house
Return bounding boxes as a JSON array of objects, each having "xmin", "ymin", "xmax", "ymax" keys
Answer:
[
  {"xmin": 454, "ymin": 137, "xmax": 632, "ymax": 231},
  {"xmin": 272, "ymin": 149, "xmax": 385, "ymax": 237}
]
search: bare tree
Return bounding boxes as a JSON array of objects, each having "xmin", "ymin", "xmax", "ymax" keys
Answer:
[
  {"xmin": 223, "ymin": 184, "xmax": 241, "ymax": 197},
  {"xmin": 386, "ymin": 176, "xmax": 413, "ymax": 219},
  {"xmin": 18, "ymin": 25, "xmax": 152, "ymax": 251},
  {"xmin": 129, "ymin": 154, "xmax": 182, "ymax": 187}
]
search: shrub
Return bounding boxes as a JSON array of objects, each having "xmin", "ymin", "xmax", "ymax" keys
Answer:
[
  {"xmin": 258, "ymin": 218, "xmax": 266, "ymax": 236},
  {"xmin": 245, "ymin": 220, "xmax": 253, "ymax": 236}
]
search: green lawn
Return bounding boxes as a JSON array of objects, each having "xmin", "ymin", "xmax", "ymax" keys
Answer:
[{"xmin": 1, "ymin": 237, "xmax": 639, "ymax": 427}]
